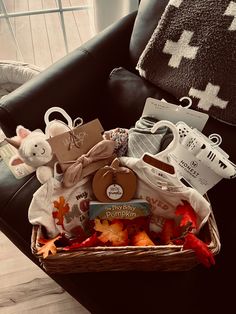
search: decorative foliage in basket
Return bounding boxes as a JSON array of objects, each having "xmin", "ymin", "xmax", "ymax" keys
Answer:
[{"xmin": 31, "ymin": 201, "xmax": 220, "ymax": 273}]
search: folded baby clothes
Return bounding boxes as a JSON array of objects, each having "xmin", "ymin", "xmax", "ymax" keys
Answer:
[
  {"xmin": 127, "ymin": 116, "xmax": 168, "ymax": 158},
  {"xmin": 119, "ymin": 156, "xmax": 211, "ymax": 233},
  {"xmin": 103, "ymin": 128, "xmax": 129, "ymax": 156},
  {"xmin": 28, "ymin": 163, "xmax": 94, "ymax": 239}
]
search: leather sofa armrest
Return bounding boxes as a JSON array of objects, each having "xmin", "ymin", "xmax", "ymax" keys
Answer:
[
  {"xmin": 0, "ymin": 159, "xmax": 40, "ymax": 258},
  {"xmin": 0, "ymin": 11, "xmax": 137, "ymax": 137},
  {"xmin": 0, "ymin": 11, "xmax": 137, "ymax": 261}
]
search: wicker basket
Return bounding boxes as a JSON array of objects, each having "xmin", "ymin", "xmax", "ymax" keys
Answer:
[
  {"xmin": 0, "ymin": 60, "xmax": 41, "ymax": 98},
  {"xmin": 31, "ymin": 205, "xmax": 221, "ymax": 273}
]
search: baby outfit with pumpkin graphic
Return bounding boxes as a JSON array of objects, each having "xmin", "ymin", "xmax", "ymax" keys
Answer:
[
  {"xmin": 119, "ymin": 156, "xmax": 211, "ymax": 233},
  {"xmin": 28, "ymin": 164, "xmax": 93, "ymax": 239}
]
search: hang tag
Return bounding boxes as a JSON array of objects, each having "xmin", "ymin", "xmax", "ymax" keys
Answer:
[
  {"xmin": 188, "ymin": 126, "xmax": 229, "ymax": 158},
  {"xmin": 106, "ymin": 184, "xmax": 124, "ymax": 200},
  {"xmin": 168, "ymin": 143, "xmax": 222, "ymax": 194},
  {"xmin": 142, "ymin": 98, "xmax": 209, "ymax": 131},
  {"xmin": 0, "ymin": 140, "xmax": 34, "ymax": 179},
  {"xmin": 142, "ymin": 153, "xmax": 186, "ymax": 190},
  {"xmin": 48, "ymin": 119, "xmax": 104, "ymax": 171},
  {"xmin": 142, "ymin": 154, "xmax": 175, "ymax": 175}
]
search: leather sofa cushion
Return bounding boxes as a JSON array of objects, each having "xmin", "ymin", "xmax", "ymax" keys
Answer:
[{"xmin": 106, "ymin": 67, "xmax": 178, "ymax": 128}]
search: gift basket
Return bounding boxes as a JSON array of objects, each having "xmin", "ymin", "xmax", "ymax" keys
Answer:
[{"xmin": 5, "ymin": 101, "xmax": 228, "ymax": 273}]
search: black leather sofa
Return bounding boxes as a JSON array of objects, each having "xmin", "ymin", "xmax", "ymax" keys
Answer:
[{"xmin": 0, "ymin": 1, "xmax": 235, "ymax": 313}]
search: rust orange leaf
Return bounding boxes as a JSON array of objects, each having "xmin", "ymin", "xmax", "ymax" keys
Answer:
[
  {"xmin": 131, "ymin": 230, "xmax": 155, "ymax": 246},
  {"xmin": 37, "ymin": 235, "xmax": 62, "ymax": 259},
  {"xmin": 175, "ymin": 202, "xmax": 197, "ymax": 230},
  {"xmin": 52, "ymin": 196, "xmax": 70, "ymax": 228}
]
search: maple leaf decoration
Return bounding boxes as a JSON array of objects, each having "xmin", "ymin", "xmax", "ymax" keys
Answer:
[
  {"xmin": 183, "ymin": 233, "xmax": 215, "ymax": 268},
  {"xmin": 52, "ymin": 196, "xmax": 70, "ymax": 229},
  {"xmin": 94, "ymin": 219, "xmax": 128, "ymax": 246},
  {"xmin": 157, "ymin": 219, "xmax": 184, "ymax": 245},
  {"xmin": 175, "ymin": 201, "xmax": 197, "ymax": 230},
  {"xmin": 160, "ymin": 219, "xmax": 177, "ymax": 244},
  {"xmin": 131, "ymin": 230, "xmax": 155, "ymax": 246},
  {"xmin": 63, "ymin": 233, "xmax": 99, "ymax": 251},
  {"xmin": 37, "ymin": 235, "xmax": 62, "ymax": 259}
]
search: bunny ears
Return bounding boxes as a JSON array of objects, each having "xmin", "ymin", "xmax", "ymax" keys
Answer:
[{"xmin": 5, "ymin": 125, "xmax": 31, "ymax": 149}]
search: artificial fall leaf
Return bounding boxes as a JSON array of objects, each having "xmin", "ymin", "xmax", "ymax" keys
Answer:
[
  {"xmin": 94, "ymin": 219, "xmax": 128, "ymax": 246},
  {"xmin": 69, "ymin": 225, "xmax": 87, "ymax": 243},
  {"xmin": 122, "ymin": 217, "xmax": 149, "ymax": 238},
  {"xmin": 131, "ymin": 230, "xmax": 155, "ymax": 246},
  {"xmin": 171, "ymin": 238, "xmax": 185, "ymax": 245},
  {"xmin": 175, "ymin": 201, "xmax": 197, "ymax": 230},
  {"xmin": 37, "ymin": 235, "xmax": 62, "ymax": 259},
  {"xmin": 183, "ymin": 233, "xmax": 215, "ymax": 268},
  {"xmin": 160, "ymin": 219, "xmax": 177, "ymax": 244},
  {"xmin": 63, "ymin": 233, "xmax": 99, "ymax": 251},
  {"xmin": 159, "ymin": 219, "xmax": 184, "ymax": 245},
  {"xmin": 52, "ymin": 196, "xmax": 70, "ymax": 228}
]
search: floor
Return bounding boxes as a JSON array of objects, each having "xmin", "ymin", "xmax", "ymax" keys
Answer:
[
  {"xmin": 0, "ymin": 231, "xmax": 91, "ymax": 314},
  {"xmin": 0, "ymin": 0, "xmax": 94, "ymax": 69}
]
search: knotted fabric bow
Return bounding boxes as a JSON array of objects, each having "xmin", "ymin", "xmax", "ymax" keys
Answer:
[
  {"xmin": 102, "ymin": 158, "xmax": 130, "ymax": 178},
  {"xmin": 62, "ymin": 139, "xmax": 115, "ymax": 187}
]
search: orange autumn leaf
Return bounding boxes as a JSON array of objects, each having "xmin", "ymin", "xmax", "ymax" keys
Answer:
[
  {"xmin": 175, "ymin": 202, "xmax": 197, "ymax": 230},
  {"xmin": 160, "ymin": 219, "xmax": 176, "ymax": 244},
  {"xmin": 131, "ymin": 230, "xmax": 155, "ymax": 246},
  {"xmin": 183, "ymin": 233, "xmax": 215, "ymax": 268},
  {"xmin": 52, "ymin": 196, "xmax": 70, "ymax": 228},
  {"xmin": 94, "ymin": 219, "xmax": 128, "ymax": 246},
  {"xmin": 37, "ymin": 235, "xmax": 61, "ymax": 259}
]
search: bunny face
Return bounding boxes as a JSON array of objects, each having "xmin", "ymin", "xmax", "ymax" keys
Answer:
[{"xmin": 19, "ymin": 132, "xmax": 53, "ymax": 167}]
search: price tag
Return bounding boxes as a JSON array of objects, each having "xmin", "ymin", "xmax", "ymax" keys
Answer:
[
  {"xmin": 0, "ymin": 141, "xmax": 34, "ymax": 179},
  {"xmin": 142, "ymin": 97, "xmax": 209, "ymax": 131}
]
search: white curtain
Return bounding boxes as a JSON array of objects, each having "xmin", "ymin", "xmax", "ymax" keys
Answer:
[{"xmin": 92, "ymin": 0, "xmax": 139, "ymax": 33}]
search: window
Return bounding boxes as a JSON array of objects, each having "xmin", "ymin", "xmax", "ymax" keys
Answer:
[{"xmin": 0, "ymin": 0, "xmax": 95, "ymax": 69}]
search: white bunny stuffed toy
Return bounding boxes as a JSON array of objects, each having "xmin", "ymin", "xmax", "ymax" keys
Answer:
[
  {"xmin": 6, "ymin": 107, "xmax": 81, "ymax": 184},
  {"xmin": 6, "ymin": 125, "xmax": 55, "ymax": 184}
]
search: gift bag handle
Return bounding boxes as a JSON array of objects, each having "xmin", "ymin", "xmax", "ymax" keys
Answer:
[{"xmin": 44, "ymin": 107, "xmax": 73, "ymax": 129}]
